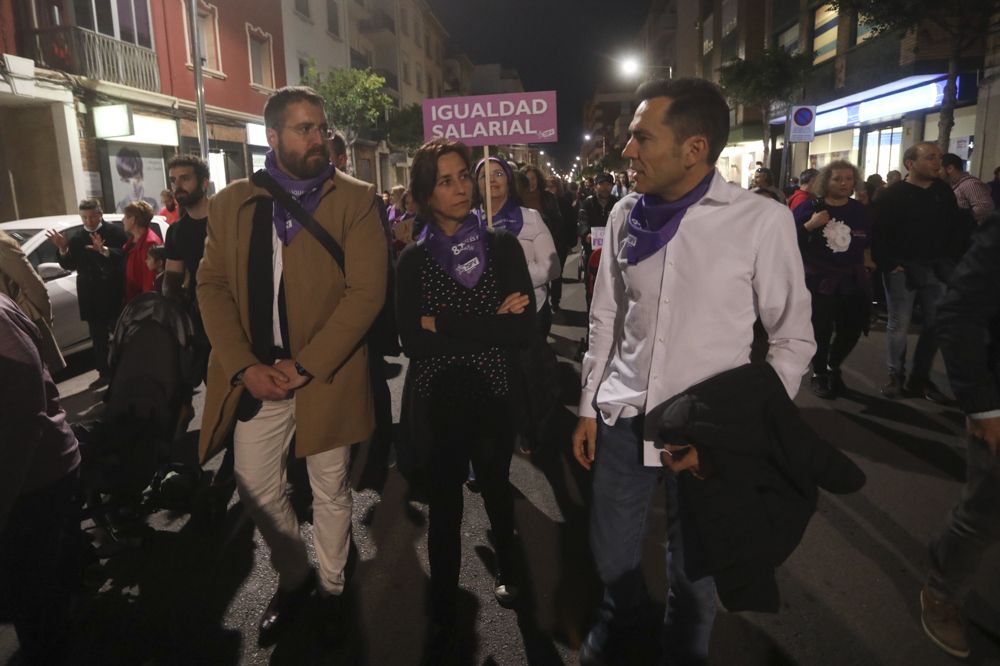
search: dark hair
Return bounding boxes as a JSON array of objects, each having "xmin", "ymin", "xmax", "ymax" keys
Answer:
[
  {"xmin": 167, "ymin": 154, "xmax": 210, "ymax": 183},
  {"xmin": 331, "ymin": 133, "xmax": 347, "ymax": 158},
  {"xmin": 941, "ymin": 153, "xmax": 965, "ymax": 172},
  {"xmin": 123, "ymin": 200, "xmax": 154, "ymax": 228},
  {"xmin": 115, "ymin": 147, "xmax": 144, "ymax": 180},
  {"xmin": 799, "ymin": 168, "xmax": 819, "ymax": 185},
  {"xmin": 521, "ymin": 165, "xmax": 546, "ymax": 192},
  {"xmin": 79, "ymin": 198, "xmax": 102, "ymax": 212},
  {"xmin": 147, "ymin": 245, "xmax": 167, "ymax": 263},
  {"xmin": 409, "ymin": 139, "xmax": 472, "ymax": 219},
  {"xmin": 263, "ymin": 85, "xmax": 326, "ymax": 129},
  {"xmin": 754, "ymin": 167, "xmax": 774, "ymax": 187},
  {"xmin": 634, "ymin": 78, "xmax": 731, "ymax": 166}
]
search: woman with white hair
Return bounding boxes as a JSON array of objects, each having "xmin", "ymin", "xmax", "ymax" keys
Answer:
[{"xmin": 793, "ymin": 160, "xmax": 876, "ymax": 398}]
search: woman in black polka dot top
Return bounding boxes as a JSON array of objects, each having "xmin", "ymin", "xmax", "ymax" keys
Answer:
[{"xmin": 396, "ymin": 139, "xmax": 535, "ymax": 660}]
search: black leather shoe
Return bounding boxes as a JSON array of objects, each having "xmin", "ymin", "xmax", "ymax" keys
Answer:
[
  {"xmin": 811, "ymin": 373, "xmax": 836, "ymax": 399},
  {"xmin": 258, "ymin": 570, "xmax": 316, "ymax": 644},
  {"xmin": 421, "ymin": 622, "xmax": 458, "ymax": 666},
  {"xmin": 494, "ymin": 567, "xmax": 520, "ymax": 608}
]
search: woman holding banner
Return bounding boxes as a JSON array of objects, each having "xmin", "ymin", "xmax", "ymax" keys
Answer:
[
  {"xmin": 396, "ymin": 139, "xmax": 535, "ymax": 662},
  {"xmin": 475, "ymin": 157, "xmax": 560, "ymax": 338}
]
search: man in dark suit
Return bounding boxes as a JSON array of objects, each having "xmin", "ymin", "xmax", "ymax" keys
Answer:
[{"xmin": 46, "ymin": 198, "xmax": 127, "ymax": 384}]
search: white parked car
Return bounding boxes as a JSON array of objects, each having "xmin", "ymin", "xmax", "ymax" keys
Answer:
[{"xmin": 0, "ymin": 214, "xmax": 168, "ymax": 355}]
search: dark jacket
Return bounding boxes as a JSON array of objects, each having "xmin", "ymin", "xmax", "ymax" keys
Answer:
[
  {"xmin": 395, "ymin": 230, "xmax": 534, "ymax": 486},
  {"xmin": 58, "ymin": 220, "xmax": 128, "ymax": 321},
  {"xmin": 937, "ymin": 213, "xmax": 1000, "ymax": 415},
  {"xmin": 0, "ymin": 293, "xmax": 79, "ymax": 527},
  {"xmin": 871, "ymin": 179, "xmax": 969, "ymax": 276},
  {"xmin": 577, "ymin": 193, "xmax": 619, "ymax": 243},
  {"xmin": 656, "ymin": 363, "xmax": 866, "ymax": 613}
]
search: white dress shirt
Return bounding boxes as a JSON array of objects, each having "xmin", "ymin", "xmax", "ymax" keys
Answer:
[
  {"xmin": 272, "ymin": 226, "xmax": 285, "ymax": 349},
  {"xmin": 515, "ymin": 207, "xmax": 561, "ymax": 311},
  {"xmin": 579, "ymin": 171, "xmax": 815, "ymax": 450}
]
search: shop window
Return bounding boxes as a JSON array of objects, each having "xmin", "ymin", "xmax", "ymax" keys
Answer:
[
  {"xmin": 855, "ymin": 14, "xmax": 873, "ymax": 45},
  {"xmin": 777, "ymin": 24, "xmax": 799, "ymax": 54},
  {"xmin": 247, "ymin": 25, "xmax": 275, "ymax": 90},
  {"xmin": 702, "ymin": 12, "xmax": 714, "ymax": 54},
  {"xmin": 812, "ymin": 4, "xmax": 838, "ymax": 65},
  {"xmin": 862, "ymin": 126, "xmax": 901, "ymax": 180},
  {"xmin": 326, "ymin": 0, "xmax": 340, "ymax": 36}
]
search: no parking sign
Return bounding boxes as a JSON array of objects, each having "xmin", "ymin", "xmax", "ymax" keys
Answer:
[{"xmin": 789, "ymin": 105, "xmax": 816, "ymax": 142}]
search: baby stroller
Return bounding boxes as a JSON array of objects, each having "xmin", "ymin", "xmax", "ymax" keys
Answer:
[{"xmin": 75, "ymin": 292, "xmax": 209, "ymax": 537}]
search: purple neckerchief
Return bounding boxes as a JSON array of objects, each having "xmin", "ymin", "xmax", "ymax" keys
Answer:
[
  {"xmin": 625, "ymin": 172, "xmax": 714, "ymax": 265},
  {"xmin": 264, "ymin": 149, "xmax": 334, "ymax": 245},
  {"xmin": 476, "ymin": 199, "xmax": 524, "ymax": 236},
  {"xmin": 417, "ymin": 213, "xmax": 487, "ymax": 289}
]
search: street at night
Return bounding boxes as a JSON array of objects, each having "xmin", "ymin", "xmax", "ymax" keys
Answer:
[{"xmin": 1, "ymin": 259, "xmax": 997, "ymax": 665}]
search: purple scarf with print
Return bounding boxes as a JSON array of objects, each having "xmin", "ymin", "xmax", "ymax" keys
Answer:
[
  {"xmin": 264, "ymin": 149, "xmax": 334, "ymax": 244},
  {"xmin": 625, "ymin": 172, "xmax": 714, "ymax": 265},
  {"xmin": 418, "ymin": 213, "xmax": 488, "ymax": 289},
  {"xmin": 477, "ymin": 199, "xmax": 524, "ymax": 236}
]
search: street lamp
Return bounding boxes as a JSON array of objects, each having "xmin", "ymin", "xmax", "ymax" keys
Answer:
[{"xmin": 618, "ymin": 55, "xmax": 673, "ymax": 80}]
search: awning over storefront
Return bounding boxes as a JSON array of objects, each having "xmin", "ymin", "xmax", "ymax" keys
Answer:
[{"xmin": 770, "ymin": 74, "xmax": 973, "ymax": 133}]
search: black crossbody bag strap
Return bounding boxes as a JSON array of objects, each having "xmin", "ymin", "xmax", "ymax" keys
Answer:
[{"xmin": 251, "ymin": 169, "xmax": 345, "ymax": 273}]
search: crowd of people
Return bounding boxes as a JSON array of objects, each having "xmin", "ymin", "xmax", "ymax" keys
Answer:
[{"xmin": 1, "ymin": 78, "xmax": 998, "ymax": 666}]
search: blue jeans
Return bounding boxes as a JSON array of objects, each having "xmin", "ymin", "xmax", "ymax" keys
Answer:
[
  {"xmin": 590, "ymin": 414, "xmax": 717, "ymax": 665},
  {"xmin": 928, "ymin": 436, "xmax": 1000, "ymax": 602},
  {"xmin": 883, "ymin": 267, "xmax": 946, "ymax": 379}
]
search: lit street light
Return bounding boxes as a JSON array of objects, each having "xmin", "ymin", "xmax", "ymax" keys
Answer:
[
  {"xmin": 583, "ymin": 133, "xmax": 592, "ymax": 141},
  {"xmin": 618, "ymin": 55, "xmax": 673, "ymax": 80}
]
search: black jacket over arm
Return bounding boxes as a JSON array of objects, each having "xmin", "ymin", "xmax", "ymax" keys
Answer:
[
  {"xmin": 656, "ymin": 363, "xmax": 866, "ymax": 613},
  {"xmin": 937, "ymin": 213, "xmax": 1000, "ymax": 415}
]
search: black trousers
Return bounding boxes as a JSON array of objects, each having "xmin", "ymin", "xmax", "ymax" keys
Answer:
[
  {"xmin": 367, "ymin": 348, "xmax": 395, "ymax": 474},
  {"xmin": 86, "ymin": 317, "xmax": 113, "ymax": 376},
  {"xmin": 0, "ymin": 468, "xmax": 81, "ymax": 666},
  {"xmin": 427, "ymin": 400, "xmax": 515, "ymax": 623},
  {"xmin": 810, "ymin": 290, "xmax": 867, "ymax": 374}
]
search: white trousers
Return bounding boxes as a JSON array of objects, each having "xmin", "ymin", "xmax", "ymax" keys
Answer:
[{"xmin": 234, "ymin": 398, "xmax": 353, "ymax": 595}]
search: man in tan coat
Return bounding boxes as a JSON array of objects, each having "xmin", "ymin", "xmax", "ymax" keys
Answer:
[
  {"xmin": 197, "ymin": 86, "xmax": 387, "ymax": 642},
  {"xmin": 0, "ymin": 230, "xmax": 65, "ymax": 372}
]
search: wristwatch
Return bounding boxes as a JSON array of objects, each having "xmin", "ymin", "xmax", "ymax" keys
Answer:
[{"xmin": 294, "ymin": 361, "xmax": 312, "ymax": 378}]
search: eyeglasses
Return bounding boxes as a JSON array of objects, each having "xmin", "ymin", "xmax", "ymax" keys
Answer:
[
  {"xmin": 284, "ymin": 123, "xmax": 335, "ymax": 140},
  {"xmin": 478, "ymin": 169, "xmax": 507, "ymax": 181}
]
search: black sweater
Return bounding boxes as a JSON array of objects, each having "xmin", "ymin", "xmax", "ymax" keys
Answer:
[{"xmin": 871, "ymin": 179, "xmax": 965, "ymax": 270}]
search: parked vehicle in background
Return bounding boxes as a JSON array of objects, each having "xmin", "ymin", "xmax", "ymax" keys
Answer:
[{"xmin": 0, "ymin": 214, "xmax": 167, "ymax": 355}]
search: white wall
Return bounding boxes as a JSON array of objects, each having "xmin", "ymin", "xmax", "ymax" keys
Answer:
[{"xmin": 281, "ymin": 0, "xmax": 350, "ymax": 85}]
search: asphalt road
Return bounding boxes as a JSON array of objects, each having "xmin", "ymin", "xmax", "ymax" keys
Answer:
[{"xmin": 2, "ymin": 251, "xmax": 999, "ymax": 666}]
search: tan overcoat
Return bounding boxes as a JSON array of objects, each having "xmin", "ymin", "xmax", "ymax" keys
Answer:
[
  {"xmin": 0, "ymin": 230, "xmax": 66, "ymax": 372},
  {"xmin": 196, "ymin": 170, "xmax": 387, "ymax": 463}
]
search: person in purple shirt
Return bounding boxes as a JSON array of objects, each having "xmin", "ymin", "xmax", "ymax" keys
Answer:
[
  {"xmin": 0, "ymin": 292, "xmax": 81, "ymax": 666},
  {"xmin": 794, "ymin": 160, "xmax": 876, "ymax": 398}
]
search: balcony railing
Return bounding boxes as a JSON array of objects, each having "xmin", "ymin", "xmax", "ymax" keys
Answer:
[
  {"xmin": 360, "ymin": 9, "xmax": 395, "ymax": 35},
  {"xmin": 28, "ymin": 26, "xmax": 160, "ymax": 93}
]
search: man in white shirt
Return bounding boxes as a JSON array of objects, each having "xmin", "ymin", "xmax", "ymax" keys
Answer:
[{"xmin": 572, "ymin": 78, "xmax": 815, "ymax": 665}]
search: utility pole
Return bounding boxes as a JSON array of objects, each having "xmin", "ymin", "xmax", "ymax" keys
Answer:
[{"xmin": 188, "ymin": 0, "xmax": 209, "ymax": 162}]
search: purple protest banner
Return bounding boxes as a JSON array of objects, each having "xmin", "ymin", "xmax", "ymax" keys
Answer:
[{"xmin": 423, "ymin": 91, "xmax": 558, "ymax": 147}]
